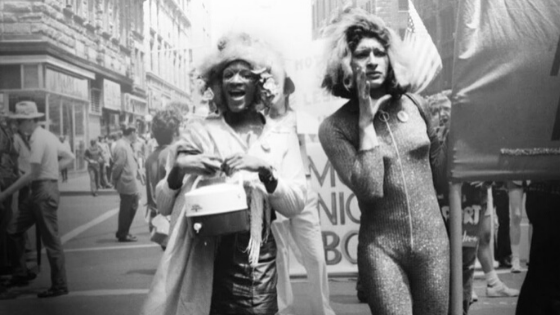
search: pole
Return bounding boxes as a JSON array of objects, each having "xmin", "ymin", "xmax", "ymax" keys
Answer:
[{"xmin": 449, "ymin": 182, "xmax": 463, "ymax": 315}]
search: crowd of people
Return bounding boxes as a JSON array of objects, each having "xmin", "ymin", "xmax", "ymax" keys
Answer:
[{"xmin": 0, "ymin": 7, "xmax": 558, "ymax": 315}]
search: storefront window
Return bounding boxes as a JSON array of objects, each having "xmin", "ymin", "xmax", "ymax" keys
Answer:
[
  {"xmin": 47, "ymin": 94, "xmax": 87, "ymax": 171},
  {"xmin": 101, "ymin": 109, "xmax": 122, "ymax": 136},
  {"xmin": 62, "ymin": 102, "xmax": 75, "ymax": 171},
  {"xmin": 74, "ymin": 103, "xmax": 86, "ymax": 170},
  {"xmin": 49, "ymin": 97, "xmax": 62, "ymax": 135}
]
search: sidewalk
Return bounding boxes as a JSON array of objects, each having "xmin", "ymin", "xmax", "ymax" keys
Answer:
[{"xmin": 59, "ymin": 172, "xmax": 118, "ymax": 196}]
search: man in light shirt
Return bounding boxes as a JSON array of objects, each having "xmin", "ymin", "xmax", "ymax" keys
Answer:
[{"xmin": 0, "ymin": 101, "xmax": 74, "ymax": 298}]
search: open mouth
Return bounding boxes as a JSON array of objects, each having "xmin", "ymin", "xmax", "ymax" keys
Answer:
[{"xmin": 229, "ymin": 90, "xmax": 246, "ymax": 99}]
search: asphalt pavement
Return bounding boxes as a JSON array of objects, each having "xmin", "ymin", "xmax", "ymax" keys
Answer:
[{"xmin": 0, "ymin": 173, "xmax": 525, "ymax": 315}]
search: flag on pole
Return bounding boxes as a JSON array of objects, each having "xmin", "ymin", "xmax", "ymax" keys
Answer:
[{"xmin": 404, "ymin": 0, "xmax": 442, "ymax": 93}]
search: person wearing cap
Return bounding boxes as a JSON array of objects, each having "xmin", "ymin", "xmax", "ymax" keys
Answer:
[
  {"xmin": 111, "ymin": 123, "xmax": 140, "ymax": 242},
  {"xmin": 0, "ymin": 101, "xmax": 74, "ymax": 298},
  {"xmin": 141, "ymin": 32, "xmax": 307, "ymax": 315}
]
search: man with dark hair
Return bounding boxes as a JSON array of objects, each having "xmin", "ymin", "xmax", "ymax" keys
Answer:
[
  {"xmin": 144, "ymin": 107, "xmax": 181, "ymax": 247},
  {"xmin": 84, "ymin": 139, "xmax": 102, "ymax": 196},
  {"xmin": 111, "ymin": 124, "xmax": 140, "ymax": 242},
  {"xmin": 0, "ymin": 101, "xmax": 74, "ymax": 298},
  {"xmin": 97, "ymin": 135, "xmax": 112, "ymax": 188}
]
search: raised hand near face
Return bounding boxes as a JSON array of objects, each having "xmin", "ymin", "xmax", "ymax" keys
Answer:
[{"xmin": 355, "ymin": 66, "xmax": 392, "ymax": 128}]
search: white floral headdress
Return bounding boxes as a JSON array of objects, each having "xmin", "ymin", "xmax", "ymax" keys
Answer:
[{"xmin": 196, "ymin": 32, "xmax": 286, "ymax": 113}]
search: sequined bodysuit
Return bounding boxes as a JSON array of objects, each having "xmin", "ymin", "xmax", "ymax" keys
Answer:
[{"xmin": 319, "ymin": 94, "xmax": 449, "ymax": 315}]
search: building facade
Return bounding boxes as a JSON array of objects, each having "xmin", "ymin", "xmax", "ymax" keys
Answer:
[
  {"xmin": 0, "ymin": 0, "xmax": 145, "ymax": 171},
  {"xmin": 143, "ymin": 0, "xmax": 193, "ymax": 120}
]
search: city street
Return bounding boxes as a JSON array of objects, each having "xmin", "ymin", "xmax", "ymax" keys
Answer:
[{"xmin": 0, "ymin": 174, "xmax": 525, "ymax": 315}]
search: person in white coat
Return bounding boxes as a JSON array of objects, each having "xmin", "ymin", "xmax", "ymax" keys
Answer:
[
  {"xmin": 141, "ymin": 32, "xmax": 307, "ymax": 315},
  {"xmin": 269, "ymin": 91, "xmax": 335, "ymax": 315}
]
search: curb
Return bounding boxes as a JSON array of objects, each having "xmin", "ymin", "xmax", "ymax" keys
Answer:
[{"xmin": 60, "ymin": 190, "xmax": 119, "ymax": 197}]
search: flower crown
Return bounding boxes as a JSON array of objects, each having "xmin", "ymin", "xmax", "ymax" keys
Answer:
[
  {"xmin": 196, "ymin": 33, "xmax": 286, "ymax": 113},
  {"xmin": 252, "ymin": 68, "xmax": 280, "ymax": 108}
]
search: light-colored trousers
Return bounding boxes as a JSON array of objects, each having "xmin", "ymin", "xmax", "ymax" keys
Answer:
[{"xmin": 271, "ymin": 190, "xmax": 336, "ymax": 315}]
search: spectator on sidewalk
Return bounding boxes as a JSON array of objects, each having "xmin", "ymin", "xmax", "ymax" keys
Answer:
[
  {"xmin": 0, "ymin": 101, "xmax": 74, "ymax": 298},
  {"xmin": 84, "ymin": 139, "xmax": 103, "ymax": 197},
  {"xmin": 144, "ymin": 107, "xmax": 181, "ymax": 248},
  {"xmin": 97, "ymin": 135, "xmax": 112, "ymax": 189},
  {"xmin": 111, "ymin": 124, "xmax": 140, "ymax": 243},
  {"xmin": 58, "ymin": 136, "xmax": 71, "ymax": 183}
]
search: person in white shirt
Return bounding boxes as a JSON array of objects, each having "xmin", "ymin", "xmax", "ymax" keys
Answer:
[
  {"xmin": 0, "ymin": 101, "xmax": 74, "ymax": 298},
  {"xmin": 58, "ymin": 135, "xmax": 71, "ymax": 182}
]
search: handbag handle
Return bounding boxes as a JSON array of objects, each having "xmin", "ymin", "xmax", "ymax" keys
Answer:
[{"xmin": 191, "ymin": 172, "xmax": 244, "ymax": 190}]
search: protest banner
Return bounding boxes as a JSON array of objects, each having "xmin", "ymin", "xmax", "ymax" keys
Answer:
[{"xmin": 450, "ymin": 0, "xmax": 560, "ymax": 181}]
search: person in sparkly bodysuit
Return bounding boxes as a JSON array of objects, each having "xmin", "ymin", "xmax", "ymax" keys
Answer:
[{"xmin": 318, "ymin": 9, "xmax": 449, "ymax": 315}]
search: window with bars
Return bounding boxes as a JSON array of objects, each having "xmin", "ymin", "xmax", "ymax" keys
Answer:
[{"xmin": 91, "ymin": 88, "xmax": 102, "ymax": 114}]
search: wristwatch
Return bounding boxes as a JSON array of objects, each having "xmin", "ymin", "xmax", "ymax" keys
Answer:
[{"xmin": 259, "ymin": 166, "xmax": 278, "ymax": 193}]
